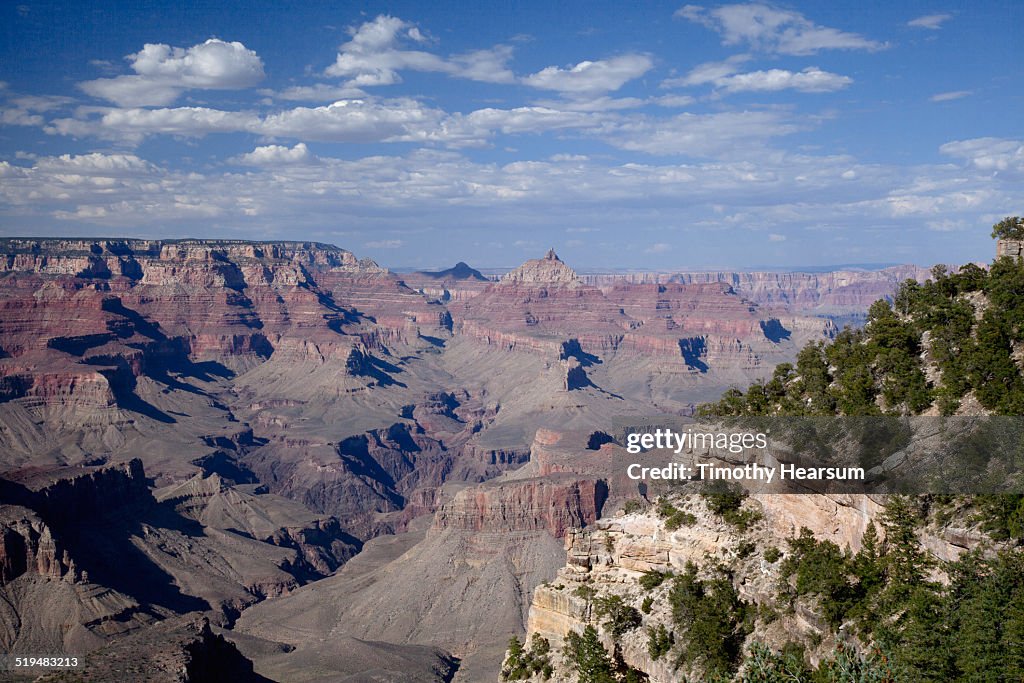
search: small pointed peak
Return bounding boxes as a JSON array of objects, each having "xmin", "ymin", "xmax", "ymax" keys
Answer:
[{"xmin": 500, "ymin": 250, "xmax": 579, "ymax": 285}]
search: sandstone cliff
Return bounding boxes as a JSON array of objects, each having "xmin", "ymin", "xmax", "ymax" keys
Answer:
[{"xmin": 518, "ymin": 491, "xmax": 945, "ymax": 682}]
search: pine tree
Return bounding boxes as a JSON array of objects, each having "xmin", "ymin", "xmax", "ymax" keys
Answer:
[
  {"xmin": 853, "ymin": 522, "xmax": 884, "ymax": 592},
  {"xmin": 563, "ymin": 625, "xmax": 615, "ymax": 683},
  {"xmin": 738, "ymin": 643, "xmax": 812, "ymax": 681},
  {"xmin": 991, "ymin": 216, "xmax": 1024, "ymax": 240},
  {"xmin": 502, "ymin": 636, "xmax": 525, "ymax": 680},
  {"xmin": 815, "ymin": 643, "xmax": 899, "ymax": 683},
  {"xmin": 950, "ymin": 556, "xmax": 1003, "ymax": 681},
  {"xmin": 887, "ymin": 586, "xmax": 951, "ymax": 681},
  {"xmin": 1001, "ymin": 566, "xmax": 1024, "ymax": 681},
  {"xmin": 796, "ymin": 342, "xmax": 834, "ymax": 414},
  {"xmin": 880, "ymin": 496, "xmax": 930, "ymax": 590},
  {"xmin": 593, "ymin": 594, "xmax": 642, "ymax": 640}
]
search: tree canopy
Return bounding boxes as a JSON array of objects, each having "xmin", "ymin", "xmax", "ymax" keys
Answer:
[{"xmin": 992, "ymin": 216, "xmax": 1024, "ymax": 241}]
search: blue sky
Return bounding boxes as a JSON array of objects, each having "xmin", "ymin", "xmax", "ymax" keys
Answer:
[{"xmin": 0, "ymin": 1, "xmax": 1021, "ymax": 270}]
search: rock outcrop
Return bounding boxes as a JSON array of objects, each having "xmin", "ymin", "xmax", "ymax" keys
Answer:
[
  {"xmin": 403, "ymin": 262, "xmax": 493, "ymax": 304},
  {"xmin": 520, "ymin": 488, "xmax": 992, "ymax": 681},
  {"xmin": 156, "ymin": 472, "xmax": 361, "ymax": 579},
  {"xmin": 516, "ymin": 495, "xmax": 873, "ymax": 681},
  {"xmin": 997, "ymin": 239, "xmax": 1024, "ymax": 259},
  {"xmin": 561, "ymin": 357, "xmax": 589, "ymax": 390},
  {"xmin": 433, "ymin": 476, "xmax": 607, "ymax": 538},
  {"xmin": 502, "ymin": 249, "xmax": 582, "ymax": 285},
  {"xmin": 0, "ymin": 506, "xmax": 70, "ymax": 582},
  {"xmin": 34, "ymin": 616, "xmax": 271, "ymax": 683}
]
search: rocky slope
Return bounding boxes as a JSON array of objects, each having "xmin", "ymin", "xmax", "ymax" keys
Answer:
[
  {"xmin": 0, "ymin": 458, "xmax": 359, "ymax": 660},
  {"xmin": 518, "ymin": 495, "xmax": 854, "ymax": 682},
  {"xmin": 232, "ymin": 426, "xmax": 634, "ymax": 681}
]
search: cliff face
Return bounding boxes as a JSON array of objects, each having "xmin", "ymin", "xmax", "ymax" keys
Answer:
[
  {"xmin": 453, "ymin": 252, "xmax": 834, "ymax": 377},
  {"xmin": 0, "ymin": 243, "xmax": 849, "ymax": 439},
  {"xmin": 0, "ymin": 460, "xmax": 162, "ymax": 653},
  {"xmin": 21, "ymin": 458, "xmax": 152, "ymax": 525},
  {"xmin": 0, "ymin": 239, "xmax": 458, "ymax": 479},
  {"xmin": 433, "ymin": 476, "xmax": 607, "ymax": 537},
  {"xmin": 0, "ymin": 457, "xmax": 362, "ymax": 656},
  {"xmin": 997, "ymin": 239, "xmax": 1024, "ymax": 259},
  {"xmin": 0, "ymin": 459, "xmax": 152, "ymax": 583},
  {"xmin": 454, "ymin": 252, "xmax": 634, "ymax": 355},
  {"xmin": 520, "ymin": 485, "xmax": 991, "ymax": 681},
  {"xmin": 517, "ymin": 494, "xmax": 902, "ymax": 682},
  {"xmin": 0, "ymin": 507, "xmax": 69, "ymax": 582},
  {"xmin": 0, "ymin": 238, "xmax": 446, "ymax": 373}
]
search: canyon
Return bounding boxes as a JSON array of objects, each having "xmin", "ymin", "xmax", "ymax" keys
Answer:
[{"xmin": 0, "ymin": 238, "xmax": 925, "ymax": 681}]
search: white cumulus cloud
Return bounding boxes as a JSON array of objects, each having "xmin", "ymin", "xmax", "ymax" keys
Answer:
[
  {"xmin": 661, "ymin": 55, "xmax": 751, "ymax": 88},
  {"xmin": 716, "ymin": 67, "xmax": 852, "ymax": 93},
  {"xmin": 233, "ymin": 143, "xmax": 313, "ymax": 166},
  {"xmin": 258, "ymin": 98, "xmax": 446, "ymax": 142},
  {"xmin": 262, "ymin": 84, "xmax": 368, "ymax": 102},
  {"xmin": 522, "ymin": 54, "xmax": 653, "ymax": 96},
  {"xmin": 80, "ymin": 39, "xmax": 265, "ymax": 107},
  {"xmin": 325, "ymin": 15, "xmax": 515, "ymax": 86},
  {"xmin": 46, "ymin": 98, "xmax": 447, "ymax": 144},
  {"xmin": 668, "ymin": 59, "xmax": 851, "ymax": 93},
  {"xmin": 604, "ymin": 110, "xmax": 800, "ymax": 156},
  {"xmin": 47, "ymin": 106, "xmax": 261, "ymax": 142}
]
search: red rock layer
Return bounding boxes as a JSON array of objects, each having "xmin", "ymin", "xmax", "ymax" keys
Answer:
[
  {"xmin": 452, "ymin": 252, "xmax": 833, "ymax": 370},
  {"xmin": 452, "ymin": 253, "xmax": 636, "ymax": 356},
  {"xmin": 0, "ymin": 240, "xmax": 436, "ymax": 419},
  {"xmin": 432, "ymin": 476, "xmax": 607, "ymax": 538}
]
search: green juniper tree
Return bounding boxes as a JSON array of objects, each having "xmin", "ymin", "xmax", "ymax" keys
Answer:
[
  {"xmin": 563, "ymin": 625, "xmax": 615, "ymax": 683},
  {"xmin": 991, "ymin": 216, "xmax": 1024, "ymax": 241}
]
